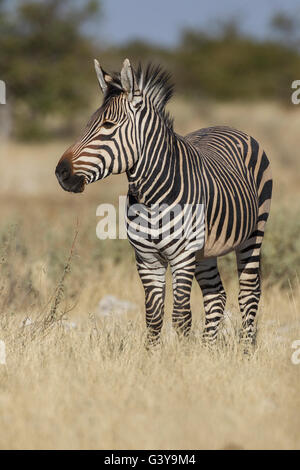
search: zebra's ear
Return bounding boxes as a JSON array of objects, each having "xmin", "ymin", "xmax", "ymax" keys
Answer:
[
  {"xmin": 120, "ymin": 58, "xmax": 141, "ymax": 103},
  {"xmin": 94, "ymin": 59, "xmax": 113, "ymax": 94}
]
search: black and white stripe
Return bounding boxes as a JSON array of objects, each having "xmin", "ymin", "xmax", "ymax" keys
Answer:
[{"xmin": 57, "ymin": 59, "xmax": 272, "ymax": 348}]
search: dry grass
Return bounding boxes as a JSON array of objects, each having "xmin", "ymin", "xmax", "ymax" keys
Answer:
[
  {"xmin": 0, "ymin": 99, "xmax": 299, "ymax": 449},
  {"xmin": 0, "ymin": 283, "xmax": 299, "ymax": 450}
]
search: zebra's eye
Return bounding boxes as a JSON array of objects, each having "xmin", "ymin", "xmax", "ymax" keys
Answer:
[{"xmin": 102, "ymin": 121, "xmax": 115, "ymax": 129}]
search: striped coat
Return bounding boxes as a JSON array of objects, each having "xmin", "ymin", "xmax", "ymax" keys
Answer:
[{"xmin": 56, "ymin": 59, "xmax": 272, "ymax": 349}]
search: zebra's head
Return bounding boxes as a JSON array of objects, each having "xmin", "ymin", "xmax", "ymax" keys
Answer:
[{"xmin": 55, "ymin": 58, "xmax": 173, "ymax": 193}]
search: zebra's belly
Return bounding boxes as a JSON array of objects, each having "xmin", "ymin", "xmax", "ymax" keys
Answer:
[
  {"xmin": 203, "ymin": 237, "xmax": 245, "ymax": 258},
  {"xmin": 203, "ymin": 201, "xmax": 258, "ymax": 258}
]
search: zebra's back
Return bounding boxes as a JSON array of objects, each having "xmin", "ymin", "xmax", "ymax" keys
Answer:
[{"xmin": 185, "ymin": 126, "xmax": 272, "ymax": 258}]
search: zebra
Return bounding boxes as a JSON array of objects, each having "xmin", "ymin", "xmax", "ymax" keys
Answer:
[{"xmin": 55, "ymin": 59, "xmax": 272, "ymax": 348}]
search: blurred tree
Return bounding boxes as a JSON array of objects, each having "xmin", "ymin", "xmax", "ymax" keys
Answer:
[
  {"xmin": 1, "ymin": 2, "xmax": 300, "ymax": 140},
  {"xmin": 174, "ymin": 21, "xmax": 300, "ymax": 101},
  {"xmin": 269, "ymin": 11, "xmax": 300, "ymax": 49},
  {"xmin": 0, "ymin": 0, "xmax": 101, "ymax": 139}
]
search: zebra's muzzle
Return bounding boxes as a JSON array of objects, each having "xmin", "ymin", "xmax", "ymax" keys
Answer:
[{"xmin": 55, "ymin": 160, "xmax": 85, "ymax": 193}]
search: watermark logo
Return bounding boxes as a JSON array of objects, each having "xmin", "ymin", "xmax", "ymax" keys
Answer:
[
  {"xmin": 96, "ymin": 196, "xmax": 205, "ymax": 244},
  {"xmin": 291, "ymin": 339, "xmax": 300, "ymax": 365},
  {"xmin": 0, "ymin": 80, "xmax": 6, "ymax": 104},
  {"xmin": 96, "ymin": 195, "xmax": 127, "ymax": 240},
  {"xmin": 0, "ymin": 340, "xmax": 6, "ymax": 365},
  {"xmin": 291, "ymin": 80, "xmax": 300, "ymax": 104}
]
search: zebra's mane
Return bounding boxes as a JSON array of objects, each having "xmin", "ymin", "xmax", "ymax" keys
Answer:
[{"xmin": 103, "ymin": 63, "xmax": 174, "ymax": 130}]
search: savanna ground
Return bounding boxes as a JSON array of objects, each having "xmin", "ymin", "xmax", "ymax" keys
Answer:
[{"xmin": 0, "ymin": 99, "xmax": 300, "ymax": 450}]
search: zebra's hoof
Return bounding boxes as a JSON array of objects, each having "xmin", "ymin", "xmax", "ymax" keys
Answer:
[{"xmin": 145, "ymin": 335, "xmax": 161, "ymax": 351}]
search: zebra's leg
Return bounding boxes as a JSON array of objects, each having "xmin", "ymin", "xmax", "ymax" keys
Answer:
[
  {"xmin": 236, "ymin": 148, "xmax": 272, "ymax": 350},
  {"xmin": 170, "ymin": 252, "xmax": 196, "ymax": 337},
  {"xmin": 135, "ymin": 252, "xmax": 168, "ymax": 346},
  {"xmin": 236, "ymin": 232, "xmax": 263, "ymax": 348},
  {"xmin": 195, "ymin": 258, "xmax": 227, "ymax": 344}
]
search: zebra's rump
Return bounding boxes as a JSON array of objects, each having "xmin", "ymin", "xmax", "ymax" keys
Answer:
[{"xmin": 185, "ymin": 126, "xmax": 272, "ymax": 258}]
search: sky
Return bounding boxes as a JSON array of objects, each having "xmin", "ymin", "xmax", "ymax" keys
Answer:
[{"xmin": 99, "ymin": 0, "xmax": 300, "ymax": 47}]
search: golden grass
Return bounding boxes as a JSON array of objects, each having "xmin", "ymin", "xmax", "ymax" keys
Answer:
[
  {"xmin": 0, "ymin": 99, "xmax": 299, "ymax": 449},
  {"xmin": 0, "ymin": 283, "xmax": 299, "ymax": 450}
]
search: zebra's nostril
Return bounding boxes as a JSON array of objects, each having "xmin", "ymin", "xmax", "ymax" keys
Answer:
[
  {"xmin": 60, "ymin": 169, "xmax": 69, "ymax": 180},
  {"xmin": 56, "ymin": 158, "xmax": 85, "ymax": 193},
  {"xmin": 55, "ymin": 160, "xmax": 71, "ymax": 182}
]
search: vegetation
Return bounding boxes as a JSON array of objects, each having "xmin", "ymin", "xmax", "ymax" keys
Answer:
[
  {"xmin": 113, "ymin": 26, "xmax": 300, "ymax": 102},
  {"xmin": 1, "ymin": 0, "xmax": 300, "ymax": 138},
  {"xmin": 0, "ymin": 0, "xmax": 101, "ymax": 138},
  {"xmin": 0, "ymin": 288, "xmax": 299, "ymax": 449}
]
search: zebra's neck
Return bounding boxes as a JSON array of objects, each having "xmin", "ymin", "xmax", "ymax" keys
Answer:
[{"xmin": 126, "ymin": 123, "xmax": 192, "ymax": 207}]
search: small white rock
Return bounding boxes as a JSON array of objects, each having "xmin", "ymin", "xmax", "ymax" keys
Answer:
[
  {"xmin": 97, "ymin": 295, "xmax": 137, "ymax": 317},
  {"xmin": 19, "ymin": 317, "xmax": 34, "ymax": 328},
  {"xmin": 61, "ymin": 320, "xmax": 77, "ymax": 330}
]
